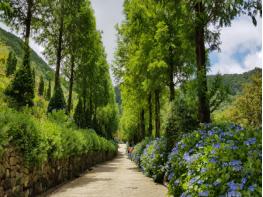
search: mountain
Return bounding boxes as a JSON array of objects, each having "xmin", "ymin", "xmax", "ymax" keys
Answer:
[
  {"xmin": 0, "ymin": 27, "xmax": 53, "ymax": 80},
  {"xmin": 208, "ymin": 67, "xmax": 262, "ymax": 95}
]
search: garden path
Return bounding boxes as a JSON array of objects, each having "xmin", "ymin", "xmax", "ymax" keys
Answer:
[{"xmin": 44, "ymin": 144, "xmax": 168, "ymax": 197}]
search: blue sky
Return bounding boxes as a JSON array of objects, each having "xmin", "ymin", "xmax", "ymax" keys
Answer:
[{"xmin": 0, "ymin": 1, "xmax": 261, "ymax": 75}]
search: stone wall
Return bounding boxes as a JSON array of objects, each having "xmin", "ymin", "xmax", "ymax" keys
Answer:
[{"xmin": 0, "ymin": 146, "xmax": 117, "ymax": 197}]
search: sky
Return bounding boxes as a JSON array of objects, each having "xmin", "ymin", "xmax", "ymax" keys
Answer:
[{"xmin": 0, "ymin": 1, "xmax": 261, "ymax": 76}]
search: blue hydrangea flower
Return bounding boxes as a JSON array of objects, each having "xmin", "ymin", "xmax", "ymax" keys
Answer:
[
  {"xmin": 174, "ymin": 179, "xmax": 180, "ymax": 186},
  {"xmin": 168, "ymin": 172, "xmax": 174, "ymax": 181},
  {"xmin": 227, "ymin": 181, "xmax": 237, "ymax": 191},
  {"xmin": 248, "ymin": 185, "xmax": 255, "ymax": 192},
  {"xmin": 197, "ymin": 179, "xmax": 204, "ymax": 185},
  {"xmin": 213, "ymin": 143, "xmax": 220, "ymax": 149},
  {"xmin": 244, "ymin": 138, "xmax": 256, "ymax": 146},
  {"xmin": 227, "ymin": 191, "xmax": 241, "ymax": 197},
  {"xmin": 241, "ymin": 177, "xmax": 247, "ymax": 185},
  {"xmin": 199, "ymin": 191, "xmax": 209, "ymax": 196}
]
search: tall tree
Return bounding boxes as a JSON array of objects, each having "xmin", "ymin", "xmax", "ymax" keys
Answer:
[
  {"xmin": 46, "ymin": 79, "xmax": 51, "ymax": 100},
  {"xmin": 1, "ymin": 0, "xmax": 39, "ymax": 106},
  {"xmin": 189, "ymin": 0, "xmax": 261, "ymax": 123},
  {"xmin": 38, "ymin": 75, "xmax": 44, "ymax": 96},
  {"xmin": 5, "ymin": 51, "xmax": 17, "ymax": 76}
]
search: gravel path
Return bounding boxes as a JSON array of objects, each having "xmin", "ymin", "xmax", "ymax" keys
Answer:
[{"xmin": 46, "ymin": 144, "xmax": 168, "ymax": 197}]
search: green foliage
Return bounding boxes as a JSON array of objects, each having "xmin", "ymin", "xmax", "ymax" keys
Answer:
[
  {"xmin": 0, "ymin": 108, "xmax": 117, "ymax": 166},
  {"xmin": 38, "ymin": 75, "xmax": 44, "ymax": 96},
  {"xmin": 208, "ymin": 68, "xmax": 261, "ymax": 96},
  {"xmin": 140, "ymin": 137, "xmax": 168, "ymax": 183},
  {"xmin": 47, "ymin": 84, "xmax": 66, "ymax": 113},
  {"xmin": 5, "ymin": 51, "xmax": 17, "ymax": 76},
  {"xmin": 208, "ymin": 74, "xmax": 230, "ymax": 113},
  {"xmin": 4, "ymin": 63, "xmax": 34, "ymax": 107},
  {"xmin": 166, "ymin": 124, "xmax": 261, "ymax": 196},
  {"xmin": 164, "ymin": 91, "xmax": 199, "ymax": 141},
  {"xmin": 214, "ymin": 72, "xmax": 262, "ymax": 128}
]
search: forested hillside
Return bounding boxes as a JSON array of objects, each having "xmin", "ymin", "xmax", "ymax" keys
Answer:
[
  {"xmin": 0, "ymin": 27, "xmax": 53, "ymax": 80},
  {"xmin": 208, "ymin": 67, "xmax": 262, "ymax": 95}
]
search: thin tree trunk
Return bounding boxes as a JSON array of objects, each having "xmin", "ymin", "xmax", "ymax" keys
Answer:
[
  {"xmin": 168, "ymin": 62, "xmax": 175, "ymax": 102},
  {"xmin": 54, "ymin": 8, "xmax": 64, "ymax": 90},
  {"xmin": 155, "ymin": 90, "xmax": 160, "ymax": 138},
  {"xmin": 67, "ymin": 55, "xmax": 75, "ymax": 114},
  {"xmin": 140, "ymin": 108, "xmax": 145, "ymax": 140},
  {"xmin": 148, "ymin": 93, "xmax": 153, "ymax": 137},
  {"xmin": 195, "ymin": 2, "xmax": 211, "ymax": 123},
  {"xmin": 23, "ymin": 0, "xmax": 33, "ymax": 68}
]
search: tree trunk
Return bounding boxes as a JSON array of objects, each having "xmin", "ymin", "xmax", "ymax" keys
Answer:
[
  {"xmin": 67, "ymin": 55, "xmax": 75, "ymax": 114},
  {"xmin": 23, "ymin": 0, "xmax": 33, "ymax": 68},
  {"xmin": 148, "ymin": 93, "xmax": 153, "ymax": 137},
  {"xmin": 140, "ymin": 109, "xmax": 145, "ymax": 140},
  {"xmin": 54, "ymin": 8, "xmax": 64, "ymax": 90},
  {"xmin": 168, "ymin": 62, "xmax": 175, "ymax": 102},
  {"xmin": 155, "ymin": 90, "xmax": 160, "ymax": 137},
  {"xmin": 195, "ymin": 2, "xmax": 211, "ymax": 123}
]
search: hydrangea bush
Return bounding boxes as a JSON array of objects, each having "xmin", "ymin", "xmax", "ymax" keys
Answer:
[
  {"xmin": 140, "ymin": 137, "xmax": 168, "ymax": 182},
  {"xmin": 130, "ymin": 137, "xmax": 151, "ymax": 166},
  {"xmin": 166, "ymin": 124, "xmax": 262, "ymax": 196}
]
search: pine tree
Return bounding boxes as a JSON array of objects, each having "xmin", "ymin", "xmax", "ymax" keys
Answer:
[
  {"xmin": 38, "ymin": 75, "xmax": 44, "ymax": 96},
  {"xmin": 5, "ymin": 64, "xmax": 34, "ymax": 107},
  {"xmin": 74, "ymin": 98, "xmax": 84, "ymax": 127},
  {"xmin": 46, "ymin": 79, "xmax": 51, "ymax": 100},
  {"xmin": 32, "ymin": 68, "xmax": 35, "ymax": 87},
  {"xmin": 5, "ymin": 51, "xmax": 17, "ymax": 76},
  {"xmin": 47, "ymin": 83, "xmax": 66, "ymax": 112}
]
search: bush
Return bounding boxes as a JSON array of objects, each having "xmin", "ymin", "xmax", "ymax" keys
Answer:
[
  {"xmin": 0, "ymin": 108, "xmax": 117, "ymax": 166},
  {"xmin": 140, "ymin": 137, "xmax": 168, "ymax": 182},
  {"xmin": 130, "ymin": 137, "xmax": 151, "ymax": 166},
  {"xmin": 166, "ymin": 124, "xmax": 262, "ymax": 196}
]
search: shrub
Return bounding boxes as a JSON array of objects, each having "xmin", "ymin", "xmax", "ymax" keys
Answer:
[
  {"xmin": 166, "ymin": 124, "xmax": 262, "ymax": 196},
  {"xmin": 130, "ymin": 137, "xmax": 151, "ymax": 166},
  {"xmin": 0, "ymin": 108, "xmax": 117, "ymax": 166},
  {"xmin": 140, "ymin": 137, "xmax": 168, "ymax": 182}
]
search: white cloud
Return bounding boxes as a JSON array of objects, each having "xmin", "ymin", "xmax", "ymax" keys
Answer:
[{"xmin": 209, "ymin": 15, "xmax": 262, "ymax": 75}]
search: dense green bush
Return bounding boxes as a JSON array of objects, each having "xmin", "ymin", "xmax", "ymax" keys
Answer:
[
  {"xmin": 166, "ymin": 124, "xmax": 262, "ymax": 196},
  {"xmin": 130, "ymin": 137, "xmax": 151, "ymax": 166},
  {"xmin": 0, "ymin": 108, "xmax": 117, "ymax": 166},
  {"xmin": 140, "ymin": 137, "xmax": 168, "ymax": 183}
]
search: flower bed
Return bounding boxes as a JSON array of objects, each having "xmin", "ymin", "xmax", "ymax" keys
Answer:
[{"xmin": 130, "ymin": 123, "xmax": 262, "ymax": 196}]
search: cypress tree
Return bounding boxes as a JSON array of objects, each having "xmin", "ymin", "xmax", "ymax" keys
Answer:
[
  {"xmin": 5, "ymin": 63, "xmax": 34, "ymax": 107},
  {"xmin": 38, "ymin": 75, "xmax": 44, "ymax": 96},
  {"xmin": 46, "ymin": 79, "xmax": 51, "ymax": 100},
  {"xmin": 5, "ymin": 51, "xmax": 17, "ymax": 76},
  {"xmin": 74, "ymin": 98, "xmax": 84, "ymax": 127},
  {"xmin": 47, "ymin": 83, "xmax": 66, "ymax": 112}
]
